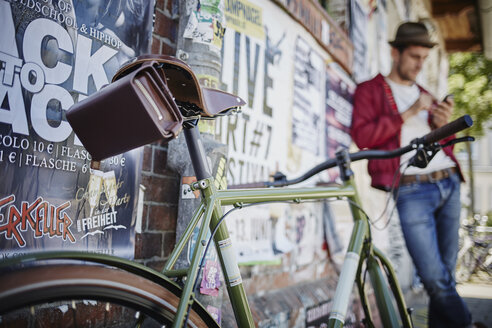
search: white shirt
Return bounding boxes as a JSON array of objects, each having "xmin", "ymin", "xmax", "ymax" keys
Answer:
[{"xmin": 385, "ymin": 78, "xmax": 455, "ymax": 175}]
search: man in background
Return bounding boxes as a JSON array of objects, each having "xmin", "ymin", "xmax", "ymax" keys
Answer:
[{"xmin": 350, "ymin": 22, "xmax": 472, "ymax": 327}]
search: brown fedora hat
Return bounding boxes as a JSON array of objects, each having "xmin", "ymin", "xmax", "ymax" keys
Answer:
[{"xmin": 389, "ymin": 22, "xmax": 437, "ymax": 48}]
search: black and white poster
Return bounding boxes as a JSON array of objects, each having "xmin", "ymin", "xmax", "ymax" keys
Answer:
[
  {"xmin": 350, "ymin": 0, "xmax": 369, "ymax": 83},
  {"xmin": 325, "ymin": 62, "xmax": 355, "ymax": 182},
  {"xmin": 0, "ymin": 0, "xmax": 154, "ymax": 259},
  {"xmin": 292, "ymin": 36, "xmax": 324, "ymax": 156}
]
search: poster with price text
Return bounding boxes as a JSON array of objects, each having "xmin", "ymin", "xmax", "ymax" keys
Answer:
[{"xmin": 0, "ymin": 0, "xmax": 154, "ymax": 259}]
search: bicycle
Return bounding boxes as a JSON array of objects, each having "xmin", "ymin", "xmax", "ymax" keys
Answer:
[
  {"xmin": 456, "ymin": 215, "xmax": 492, "ymax": 283},
  {"xmin": 0, "ymin": 55, "xmax": 474, "ymax": 328}
]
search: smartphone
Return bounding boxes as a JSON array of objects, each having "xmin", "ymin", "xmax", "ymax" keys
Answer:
[{"xmin": 443, "ymin": 94, "xmax": 454, "ymax": 103}]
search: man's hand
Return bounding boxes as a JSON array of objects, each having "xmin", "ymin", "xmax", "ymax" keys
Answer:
[
  {"xmin": 431, "ymin": 97, "xmax": 454, "ymax": 128},
  {"xmin": 401, "ymin": 93, "xmax": 434, "ymax": 122}
]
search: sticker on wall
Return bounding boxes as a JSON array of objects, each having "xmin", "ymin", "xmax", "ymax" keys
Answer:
[
  {"xmin": 207, "ymin": 305, "xmax": 221, "ymax": 324},
  {"xmin": 183, "ymin": 0, "xmax": 226, "ymax": 49},
  {"xmin": 200, "ymin": 260, "xmax": 221, "ymax": 296},
  {"xmin": 182, "ymin": 176, "xmax": 200, "ymax": 199},
  {"xmin": 224, "ymin": 0, "xmax": 264, "ymax": 39}
]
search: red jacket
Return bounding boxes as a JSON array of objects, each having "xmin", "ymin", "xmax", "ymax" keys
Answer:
[{"xmin": 350, "ymin": 74, "xmax": 462, "ymax": 190}]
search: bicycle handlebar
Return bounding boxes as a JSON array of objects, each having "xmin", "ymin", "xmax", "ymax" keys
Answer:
[
  {"xmin": 229, "ymin": 115, "xmax": 473, "ymax": 188},
  {"xmin": 419, "ymin": 114, "xmax": 473, "ymax": 144},
  {"xmin": 264, "ymin": 146, "xmax": 415, "ymax": 187}
]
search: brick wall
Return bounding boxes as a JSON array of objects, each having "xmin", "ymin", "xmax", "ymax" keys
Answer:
[
  {"xmin": 152, "ymin": 0, "xmax": 178, "ymax": 56},
  {"xmin": 133, "ymin": 0, "xmax": 180, "ymax": 271}
]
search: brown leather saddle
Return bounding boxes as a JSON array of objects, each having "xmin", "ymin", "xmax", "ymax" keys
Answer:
[
  {"xmin": 113, "ymin": 54, "xmax": 246, "ymax": 118},
  {"xmin": 67, "ymin": 54, "xmax": 245, "ymax": 161}
]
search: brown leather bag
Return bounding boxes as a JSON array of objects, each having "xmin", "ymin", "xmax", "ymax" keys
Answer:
[
  {"xmin": 67, "ymin": 59, "xmax": 183, "ymax": 161},
  {"xmin": 68, "ymin": 54, "xmax": 245, "ymax": 161}
]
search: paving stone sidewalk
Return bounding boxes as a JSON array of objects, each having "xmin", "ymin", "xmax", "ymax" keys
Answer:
[{"xmin": 404, "ymin": 282, "xmax": 492, "ymax": 328}]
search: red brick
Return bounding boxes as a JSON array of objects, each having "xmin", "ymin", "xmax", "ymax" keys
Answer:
[
  {"xmin": 142, "ymin": 145, "xmax": 152, "ymax": 172},
  {"xmin": 141, "ymin": 204, "xmax": 149, "ymax": 230},
  {"xmin": 166, "ymin": 0, "xmax": 174, "ymax": 14},
  {"xmin": 148, "ymin": 204, "xmax": 177, "ymax": 231},
  {"xmin": 163, "ymin": 231, "xmax": 176, "ymax": 257},
  {"xmin": 156, "ymin": 0, "xmax": 165, "ymax": 10},
  {"xmin": 141, "ymin": 175, "xmax": 179, "ymax": 204},
  {"xmin": 35, "ymin": 306, "xmax": 68, "ymax": 327},
  {"xmin": 161, "ymin": 42, "xmax": 176, "ymax": 56},
  {"xmin": 139, "ymin": 232, "xmax": 163, "ymax": 258},
  {"xmin": 154, "ymin": 10, "xmax": 176, "ymax": 41},
  {"xmin": 134, "ymin": 233, "xmax": 143, "ymax": 259},
  {"xmin": 135, "ymin": 232, "xmax": 164, "ymax": 259},
  {"xmin": 0, "ymin": 310, "xmax": 30, "ymax": 327},
  {"xmin": 103, "ymin": 304, "xmax": 134, "ymax": 326},
  {"xmin": 73, "ymin": 302, "xmax": 106, "ymax": 326},
  {"xmin": 146, "ymin": 260, "xmax": 167, "ymax": 272},
  {"xmin": 151, "ymin": 36, "xmax": 161, "ymax": 54},
  {"xmin": 153, "ymin": 148, "xmax": 170, "ymax": 175}
]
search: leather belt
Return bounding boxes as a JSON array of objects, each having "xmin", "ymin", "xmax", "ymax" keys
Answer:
[{"xmin": 401, "ymin": 167, "xmax": 457, "ymax": 185}]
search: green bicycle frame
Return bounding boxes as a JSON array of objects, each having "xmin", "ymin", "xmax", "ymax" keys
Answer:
[
  {"xmin": 161, "ymin": 172, "xmax": 412, "ymax": 327},
  {"xmin": 162, "ymin": 177, "xmax": 355, "ymax": 327}
]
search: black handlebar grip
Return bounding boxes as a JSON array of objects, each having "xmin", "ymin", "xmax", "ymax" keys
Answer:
[{"xmin": 423, "ymin": 115, "xmax": 473, "ymax": 144}]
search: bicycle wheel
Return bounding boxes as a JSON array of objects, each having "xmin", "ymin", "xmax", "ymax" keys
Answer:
[
  {"xmin": 456, "ymin": 249, "xmax": 475, "ymax": 282},
  {"xmin": 0, "ymin": 264, "xmax": 218, "ymax": 327}
]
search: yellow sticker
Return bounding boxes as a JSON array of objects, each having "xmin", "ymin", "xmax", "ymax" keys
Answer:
[{"xmin": 224, "ymin": 0, "xmax": 264, "ymax": 39}]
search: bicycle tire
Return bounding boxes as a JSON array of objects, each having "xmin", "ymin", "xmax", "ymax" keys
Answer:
[
  {"xmin": 456, "ymin": 249, "xmax": 474, "ymax": 282},
  {"xmin": 0, "ymin": 264, "xmax": 218, "ymax": 327}
]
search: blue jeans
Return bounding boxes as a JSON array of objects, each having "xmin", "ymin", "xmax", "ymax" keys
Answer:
[{"xmin": 395, "ymin": 173, "xmax": 472, "ymax": 327}]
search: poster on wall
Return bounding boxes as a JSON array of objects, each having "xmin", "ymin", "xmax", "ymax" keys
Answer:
[
  {"xmin": 350, "ymin": 0, "xmax": 370, "ymax": 83},
  {"xmin": 376, "ymin": 0, "xmax": 391, "ymax": 76},
  {"xmin": 0, "ymin": 0, "xmax": 154, "ymax": 259},
  {"xmin": 325, "ymin": 62, "xmax": 356, "ymax": 182},
  {"xmin": 219, "ymin": 0, "xmax": 277, "ymax": 186},
  {"xmin": 291, "ymin": 36, "xmax": 324, "ymax": 156},
  {"xmin": 219, "ymin": 0, "xmax": 328, "ymax": 265},
  {"xmin": 219, "ymin": 0, "xmax": 283, "ymax": 265}
]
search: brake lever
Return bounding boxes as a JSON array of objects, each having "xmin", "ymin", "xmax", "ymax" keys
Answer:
[
  {"xmin": 441, "ymin": 136, "xmax": 475, "ymax": 148},
  {"xmin": 409, "ymin": 136, "xmax": 475, "ymax": 169},
  {"xmin": 410, "ymin": 144, "xmax": 440, "ymax": 168}
]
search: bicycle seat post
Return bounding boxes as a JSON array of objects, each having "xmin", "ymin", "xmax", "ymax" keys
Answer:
[{"xmin": 183, "ymin": 125, "xmax": 212, "ymax": 181}]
